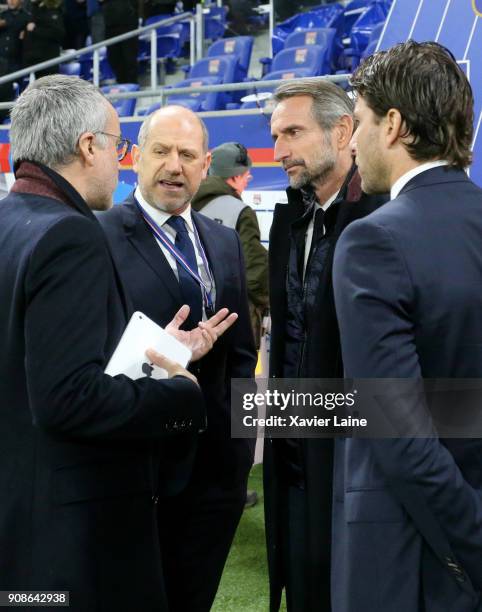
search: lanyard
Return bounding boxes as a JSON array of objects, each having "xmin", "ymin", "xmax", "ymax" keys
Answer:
[{"xmin": 136, "ymin": 201, "xmax": 215, "ymax": 314}]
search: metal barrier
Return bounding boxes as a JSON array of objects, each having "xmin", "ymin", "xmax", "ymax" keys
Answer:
[
  {"xmin": 0, "ymin": 71, "xmax": 350, "ymax": 112},
  {"xmin": 104, "ymin": 73, "xmax": 350, "ymax": 110}
]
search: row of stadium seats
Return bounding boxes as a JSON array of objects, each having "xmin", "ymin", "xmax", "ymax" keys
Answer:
[{"xmin": 34, "ymin": 0, "xmax": 391, "ymax": 118}]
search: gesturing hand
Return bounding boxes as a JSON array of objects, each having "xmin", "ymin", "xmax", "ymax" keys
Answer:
[
  {"xmin": 145, "ymin": 349, "xmax": 199, "ymax": 386},
  {"xmin": 166, "ymin": 305, "xmax": 238, "ymax": 361}
]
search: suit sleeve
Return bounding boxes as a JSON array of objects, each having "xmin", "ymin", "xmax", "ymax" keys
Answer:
[
  {"xmin": 333, "ymin": 218, "xmax": 482, "ymax": 589},
  {"xmin": 25, "ymin": 215, "xmax": 205, "ymax": 441}
]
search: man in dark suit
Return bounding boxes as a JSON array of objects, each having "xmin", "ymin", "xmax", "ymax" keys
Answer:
[
  {"xmin": 333, "ymin": 41, "xmax": 482, "ymax": 612},
  {"xmin": 265, "ymin": 79, "xmax": 387, "ymax": 611},
  {"xmin": 98, "ymin": 105, "xmax": 257, "ymax": 612},
  {"xmin": 0, "ymin": 75, "xmax": 215, "ymax": 611}
]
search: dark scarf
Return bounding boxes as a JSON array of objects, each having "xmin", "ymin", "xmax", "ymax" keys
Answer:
[{"xmin": 11, "ymin": 160, "xmax": 96, "ymax": 221}]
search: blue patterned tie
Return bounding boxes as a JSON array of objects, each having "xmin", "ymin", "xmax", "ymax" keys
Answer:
[{"xmin": 166, "ymin": 215, "xmax": 203, "ymax": 324}]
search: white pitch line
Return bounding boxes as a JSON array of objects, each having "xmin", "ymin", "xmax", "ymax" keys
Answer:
[
  {"xmin": 408, "ymin": 0, "xmax": 425, "ymax": 38},
  {"xmin": 464, "ymin": 16, "xmax": 478, "ymax": 59},
  {"xmin": 435, "ymin": 0, "xmax": 452, "ymax": 41},
  {"xmin": 376, "ymin": 0, "xmax": 397, "ymax": 51},
  {"xmin": 472, "ymin": 109, "xmax": 482, "ymax": 150}
]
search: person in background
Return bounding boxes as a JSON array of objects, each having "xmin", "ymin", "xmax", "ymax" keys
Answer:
[
  {"xmin": 23, "ymin": 0, "xmax": 64, "ymax": 78},
  {"xmin": 63, "ymin": 0, "xmax": 87, "ymax": 49},
  {"xmin": 0, "ymin": 0, "xmax": 29, "ymax": 72},
  {"xmin": 98, "ymin": 0, "xmax": 138, "ymax": 84},
  {"xmin": 86, "ymin": 0, "xmax": 104, "ymax": 43},
  {"xmin": 0, "ymin": 0, "xmax": 29, "ymax": 120},
  {"xmin": 192, "ymin": 141, "xmax": 268, "ymax": 511},
  {"xmin": 192, "ymin": 141, "xmax": 269, "ymax": 352}
]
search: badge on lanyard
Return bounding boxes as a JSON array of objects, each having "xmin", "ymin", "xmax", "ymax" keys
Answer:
[{"xmin": 136, "ymin": 201, "xmax": 216, "ymax": 317}]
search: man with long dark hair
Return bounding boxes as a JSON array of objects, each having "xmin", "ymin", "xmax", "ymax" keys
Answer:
[{"xmin": 333, "ymin": 41, "xmax": 482, "ymax": 612}]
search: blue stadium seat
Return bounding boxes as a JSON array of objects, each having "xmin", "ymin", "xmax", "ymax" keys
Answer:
[
  {"xmin": 137, "ymin": 101, "xmax": 162, "ymax": 116},
  {"xmin": 284, "ymin": 28, "xmax": 336, "ymax": 74},
  {"xmin": 186, "ymin": 55, "xmax": 238, "ymax": 84},
  {"xmin": 138, "ymin": 19, "xmax": 188, "ymax": 63},
  {"xmin": 141, "ymin": 14, "xmax": 190, "ymax": 45},
  {"xmin": 59, "ymin": 62, "xmax": 81, "ymax": 77},
  {"xmin": 350, "ymin": 2, "xmax": 390, "ymax": 65},
  {"xmin": 203, "ymin": 4, "xmax": 228, "ymax": 41},
  {"xmin": 267, "ymin": 45, "xmax": 326, "ymax": 78},
  {"xmin": 273, "ymin": 3, "xmax": 344, "ymax": 55},
  {"xmin": 101, "ymin": 84, "xmax": 140, "ymax": 117},
  {"xmin": 341, "ymin": 0, "xmax": 373, "ymax": 38},
  {"xmin": 361, "ymin": 21, "xmax": 384, "ymax": 59},
  {"xmin": 262, "ymin": 67, "xmax": 320, "ymax": 82},
  {"xmin": 165, "ymin": 76, "xmax": 226, "ymax": 111},
  {"xmin": 207, "ymin": 36, "xmax": 254, "ymax": 80},
  {"xmin": 78, "ymin": 46, "xmax": 116, "ymax": 83}
]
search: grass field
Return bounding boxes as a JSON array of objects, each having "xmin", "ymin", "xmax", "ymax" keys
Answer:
[{"xmin": 212, "ymin": 464, "xmax": 286, "ymax": 612}]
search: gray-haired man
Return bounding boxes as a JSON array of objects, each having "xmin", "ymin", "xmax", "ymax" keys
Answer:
[
  {"xmin": 265, "ymin": 78, "xmax": 388, "ymax": 611},
  {"xmin": 0, "ymin": 75, "xmax": 232, "ymax": 611}
]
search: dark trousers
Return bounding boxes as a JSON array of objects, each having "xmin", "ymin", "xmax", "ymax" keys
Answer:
[
  {"xmin": 105, "ymin": 26, "xmax": 138, "ymax": 84},
  {"xmin": 158, "ymin": 476, "xmax": 247, "ymax": 612},
  {"xmin": 280, "ymin": 483, "xmax": 331, "ymax": 612}
]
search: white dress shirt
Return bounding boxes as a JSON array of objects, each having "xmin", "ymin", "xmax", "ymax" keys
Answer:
[
  {"xmin": 135, "ymin": 187, "xmax": 215, "ymax": 320},
  {"xmin": 390, "ymin": 160, "xmax": 449, "ymax": 200}
]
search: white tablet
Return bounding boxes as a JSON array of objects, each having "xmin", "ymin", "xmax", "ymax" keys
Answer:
[{"xmin": 105, "ymin": 311, "xmax": 192, "ymax": 380}]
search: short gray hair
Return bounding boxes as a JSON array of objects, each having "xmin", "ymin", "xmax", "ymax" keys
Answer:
[
  {"xmin": 137, "ymin": 106, "xmax": 209, "ymax": 152},
  {"xmin": 273, "ymin": 78, "xmax": 354, "ymax": 131},
  {"xmin": 10, "ymin": 75, "xmax": 110, "ymax": 168}
]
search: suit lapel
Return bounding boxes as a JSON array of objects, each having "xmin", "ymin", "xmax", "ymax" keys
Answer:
[
  {"xmin": 192, "ymin": 210, "xmax": 225, "ymax": 309},
  {"xmin": 121, "ymin": 197, "xmax": 183, "ymax": 306}
]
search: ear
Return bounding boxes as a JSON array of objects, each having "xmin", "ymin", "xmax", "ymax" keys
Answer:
[
  {"xmin": 334, "ymin": 114, "xmax": 354, "ymax": 151},
  {"xmin": 385, "ymin": 108, "xmax": 404, "ymax": 147},
  {"xmin": 202, "ymin": 151, "xmax": 211, "ymax": 180},
  {"xmin": 77, "ymin": 132, "xmax": 96, "ymax": 167},
  {"xmin": 131, "ymin": 144, "xmax": 140, "ymax": 174}
]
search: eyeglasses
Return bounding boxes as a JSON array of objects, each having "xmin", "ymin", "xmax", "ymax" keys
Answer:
[{"xmin": 94, "ymin": 131, "xmax": 131, "ymax": 161}]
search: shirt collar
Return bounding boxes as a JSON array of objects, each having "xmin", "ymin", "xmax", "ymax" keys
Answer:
[
  {"xmin": 300, "ymin": 186, "xmax": 338, "ymax": 216},
  {"xmin": 314, "ymin": 191, "xmax": 338, "ymax": 214},
  {"xmin": 390, "ymin": 160, "xmax": 449, "ymax": 200},
  {"xmin": 135, "ymin": 186, "xmax": 194, "ymax": 232}
]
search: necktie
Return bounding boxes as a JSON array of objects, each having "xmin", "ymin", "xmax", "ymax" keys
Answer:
[{"xmin": 166, "ymin": 215, "xmax": 203, "ymax": 324}]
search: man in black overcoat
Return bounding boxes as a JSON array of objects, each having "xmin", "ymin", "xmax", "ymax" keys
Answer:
[
  {"xmin": 265, "ymin": 78, "xmax": 387, "ymax": 611},
  {"xmin": 0, "ymin": 75, "xmax": 232, "ymax": 612}
]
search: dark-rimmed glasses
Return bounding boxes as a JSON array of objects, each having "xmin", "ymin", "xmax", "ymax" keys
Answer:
[{"xmin": 94, "ymin": 131, "xmax": 131, "ymax": 161}]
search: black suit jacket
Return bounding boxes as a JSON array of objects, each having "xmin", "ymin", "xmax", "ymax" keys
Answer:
[
  {"xmin": 264, "ymin": 170, "xmax": 387, "ymax": 611},
  {"xmin": 0, "ymin": 164, "xmax": 205, "ymax": 611},
  {"xmin": 98, "ymin": 194, "xmax": 257, "ymax": 490}
]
